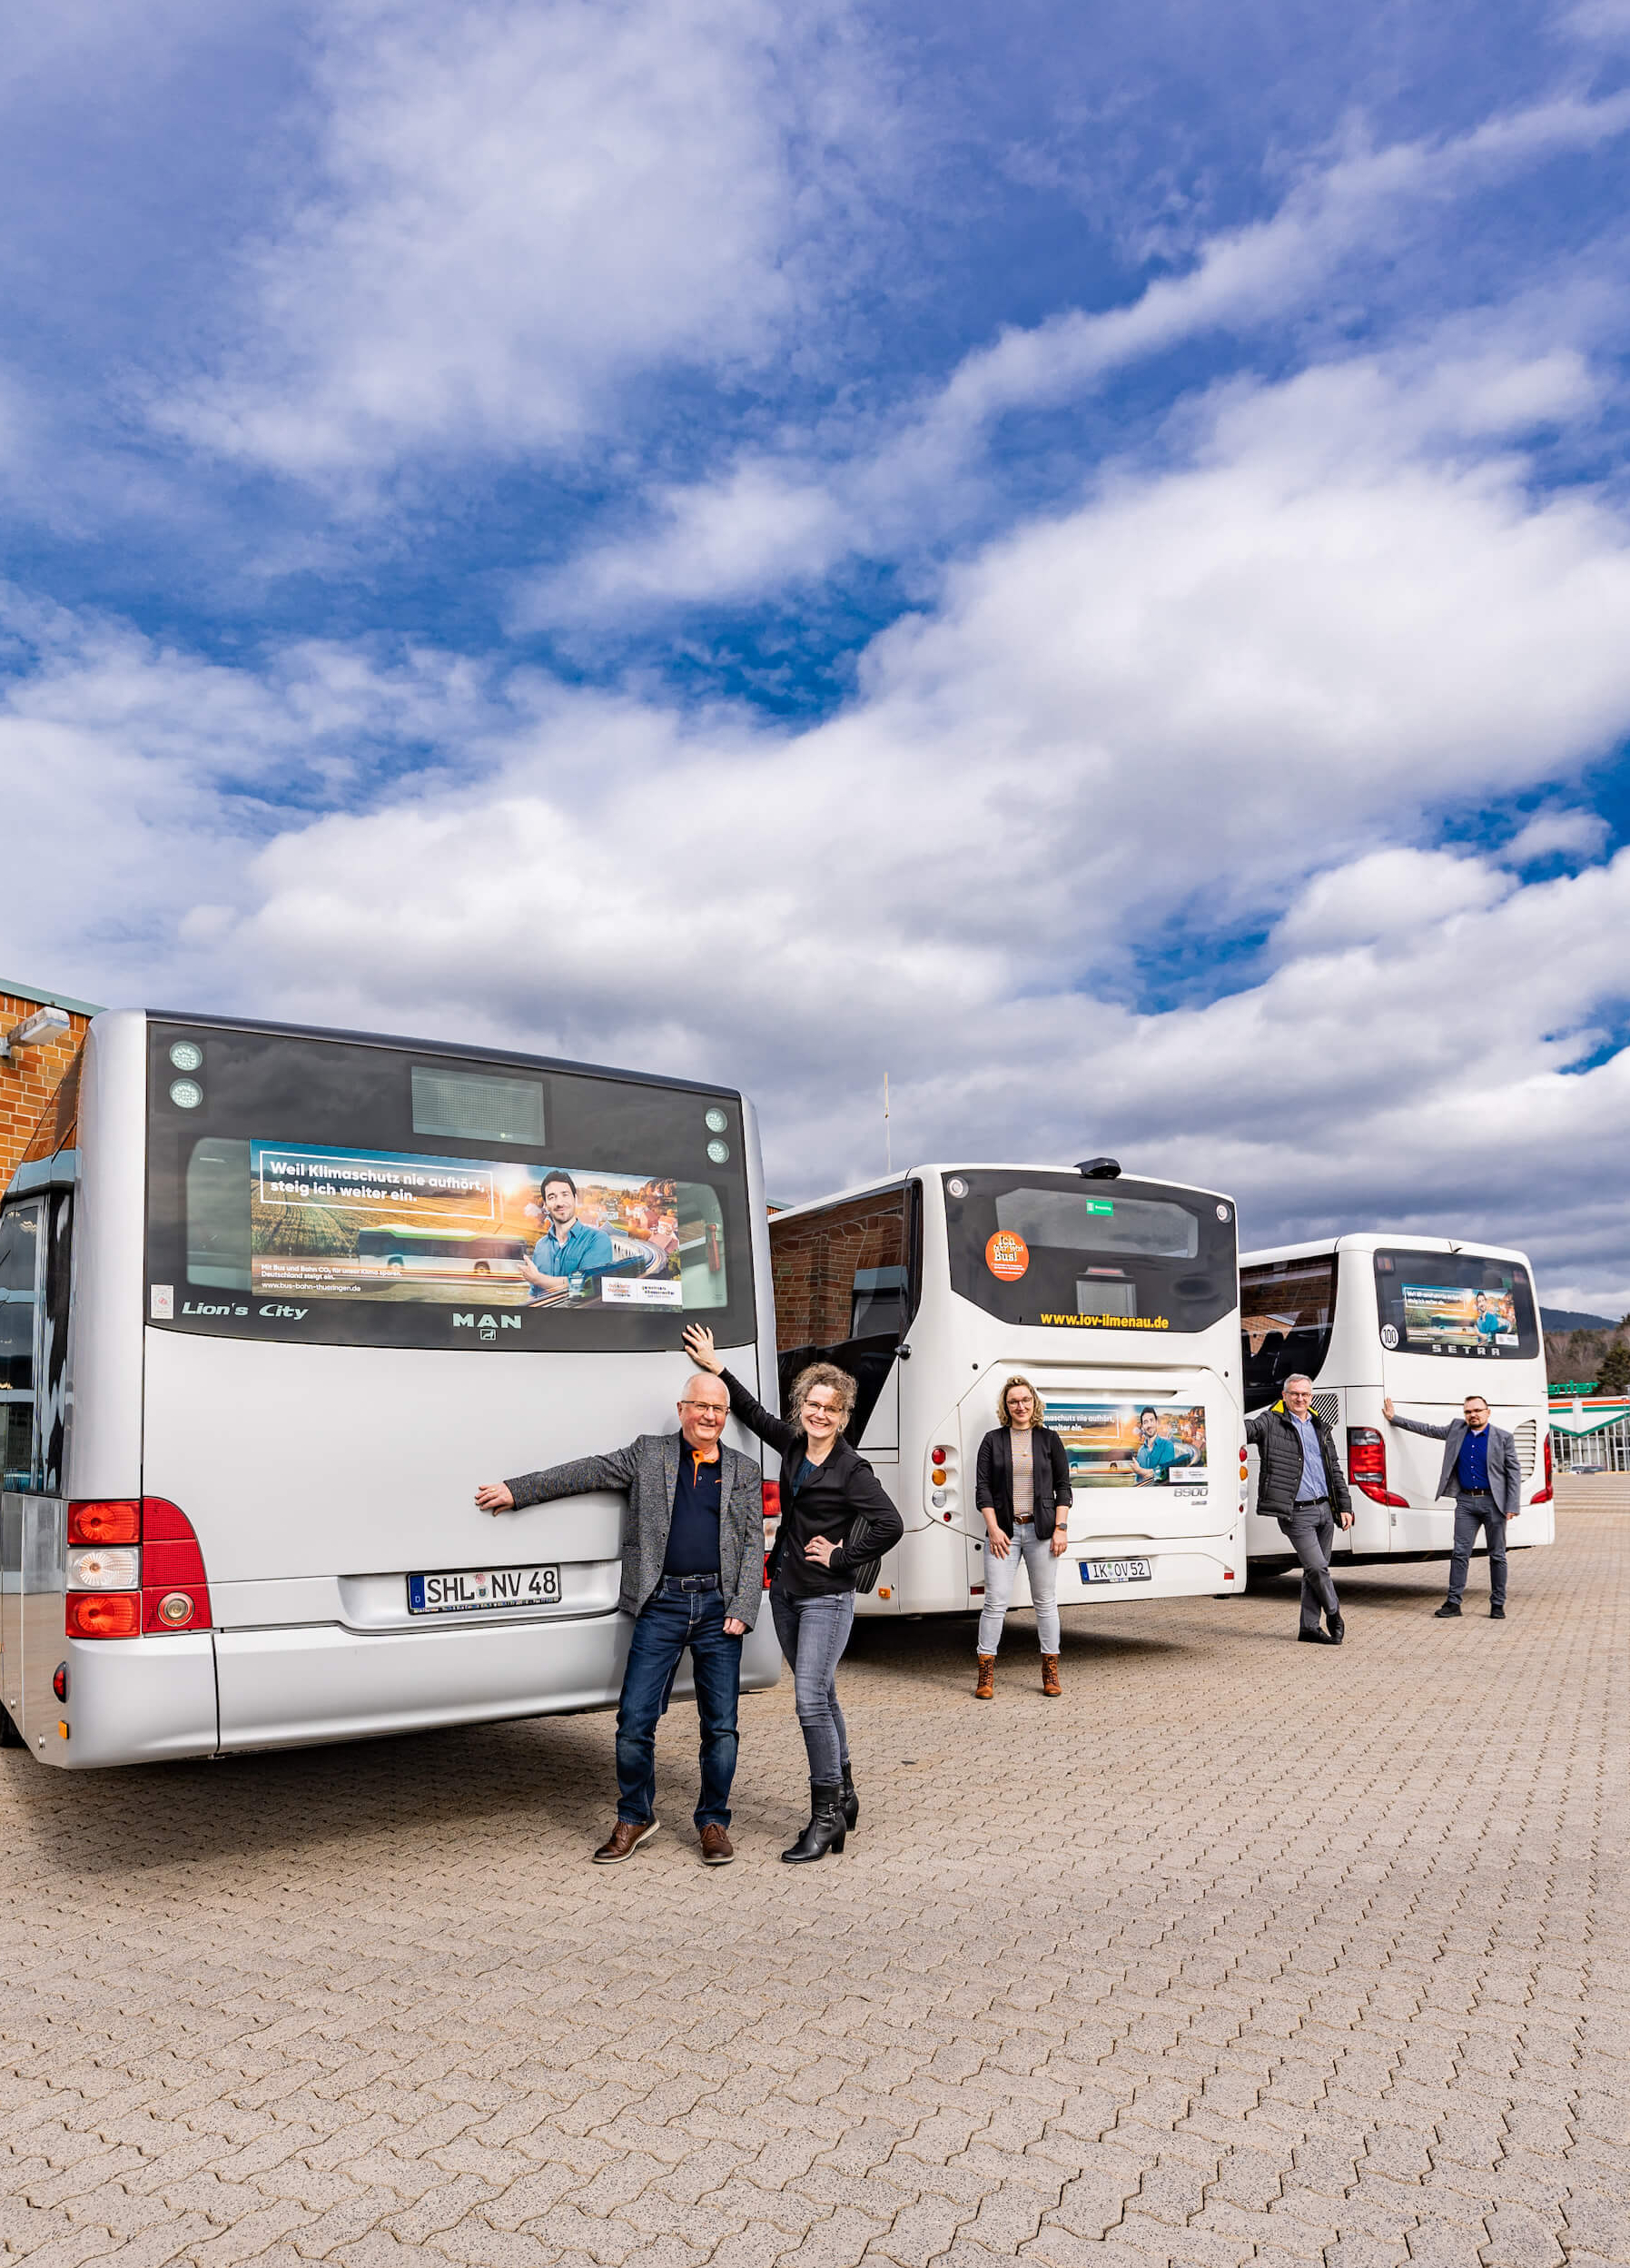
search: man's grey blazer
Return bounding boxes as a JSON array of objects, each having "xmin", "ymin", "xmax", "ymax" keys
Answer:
[
  {"xmin": 505, "ymin": 1434, "xmax": 766, "ymax": 1627},
  {"xmin": 1388, "ymin": 1413, "xmax": 1522, "ymax": 1520}
]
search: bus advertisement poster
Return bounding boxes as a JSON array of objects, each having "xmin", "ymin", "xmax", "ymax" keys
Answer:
[
  {"xmin": 247, "ymin": 1142, "xmax": 681, "ymax": 1306},
  {"xmin": 1400, "ymin": 1282, "xmax": 1517, "ymax": 1350},
  {"xmin": 1047, "ymin": 1398, "xmax": 1209, "ymax": 1488}
]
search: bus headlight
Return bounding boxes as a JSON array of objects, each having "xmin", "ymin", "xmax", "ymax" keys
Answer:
[{"xmin": 67, "ymin": 1546, "xmax": 140, "ymax": 1590}]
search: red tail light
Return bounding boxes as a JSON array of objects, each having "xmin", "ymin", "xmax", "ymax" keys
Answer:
[
  {"xmin": 1533, "ymin": 1431, "xmax": 1554, "ymax": 1505},
  {"xmin": 66, "ymin": 1593, "xmax": 142, "ymax": 1639},
  {"xmin": 761, "ymin": 1481, "xmax": 781, "ymax": 1517},
  {"xmin": 140, "ymin": 1498, "xmax": 212, "ymax": 1634},
  {"xmin": 1347, "ymin": 1427, "xmax": 1408, "ymax": 1507},
  {"xmin": 68, "ymin": 1499, "xmax": 141, "ymax": 1547}
]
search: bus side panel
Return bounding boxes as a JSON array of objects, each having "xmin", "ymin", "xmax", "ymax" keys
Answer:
[{"xmin": 67, "ymin": 1013, "xmax": 149, "ymax": 1499}]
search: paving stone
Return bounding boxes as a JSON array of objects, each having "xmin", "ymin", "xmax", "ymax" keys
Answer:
[{"xmin": 0, "ymin": 1510, "xmax": 1625, "ymax": 2268}]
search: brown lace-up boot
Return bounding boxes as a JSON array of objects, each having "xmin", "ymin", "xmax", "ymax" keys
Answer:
[
  {"xmin": 974, "ymin": 1654, "xmax": 995, "ymax": 1700},
  {"xmin": 1041, "ymin": 1654, "xmax": 1062, "ymax": 1698}
]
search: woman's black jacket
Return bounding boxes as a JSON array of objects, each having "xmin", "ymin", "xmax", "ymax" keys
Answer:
[
  {"xmin": 719, "ymin": 1369, "xmax": 904, "ymax": 1598},
  {"xmin": 974, "ymin": 1425, "xmax": 1073, "ymax": 1540}
]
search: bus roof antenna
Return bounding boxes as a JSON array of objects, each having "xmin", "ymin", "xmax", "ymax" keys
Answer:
[{"xmin": 1076, "ymin": 1156, "xmax": 1121, "ymax": 1179}]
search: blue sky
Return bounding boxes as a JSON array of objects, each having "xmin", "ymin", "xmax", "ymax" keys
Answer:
[{"xmin": 5, "ymin": 0, "xmax": 1630, "ymax": 1304}]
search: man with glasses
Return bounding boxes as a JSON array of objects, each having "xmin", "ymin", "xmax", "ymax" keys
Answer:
[
  {"xmin": 1247, "ymin": 1374, "xmax": 1354, "ymax": 1644},
  {"xmin": 475, "ymin": 1373, "xmax": 765, "ymax": 1864},
  {"xmin": 1382, "ymin": 1392, "xmax": 1520, "ymax": 1619}
]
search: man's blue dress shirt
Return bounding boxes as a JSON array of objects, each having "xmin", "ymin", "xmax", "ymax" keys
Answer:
[
  {"xmin": 1289, "ymin": 1411, "xmax": 1329, "ymax": 1502},
  {"xmin": 532, "ymin": 1218, "xmax": 616, "ymax": 1290},
  {"xmin": 1457, "ymin": 1426, "xmax": 1491, "ymax": 1492}
]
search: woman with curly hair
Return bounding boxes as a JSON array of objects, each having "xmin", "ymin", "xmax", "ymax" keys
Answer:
[
  {"xmin": 973, "ymin": 1373, "xmax": 1073, "ymax": 1700},
  {"xmin": 683, "ymin": 1322, "xmax": 904, "ymax": 1862}
]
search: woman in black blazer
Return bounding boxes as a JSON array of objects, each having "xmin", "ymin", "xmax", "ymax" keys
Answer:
[
  {"xmin": 683, "ymin": 1322, "xmax": 903, "ymax": 1863},
  {"xmin": 973, "ymin": 1375, "xmax": 1072, "ymax": 1700}
]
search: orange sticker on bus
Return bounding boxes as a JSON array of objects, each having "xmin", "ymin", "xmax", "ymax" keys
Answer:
[{"xmin": 985, "ymin": 1232, "xmax": 1029, "ymax": 1281}]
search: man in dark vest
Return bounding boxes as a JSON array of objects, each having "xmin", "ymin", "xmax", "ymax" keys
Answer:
[{"xmin": 1247, "ymin": 1373, "xmax": 1353, "ymax": 1644}]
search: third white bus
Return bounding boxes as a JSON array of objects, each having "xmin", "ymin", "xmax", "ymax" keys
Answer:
[
  {"xmin": 1239, "ymin": 1232, "xmax": 1555, "ymax": 1570},
  {"xmin": 767, "ymin": 1159, "xmax": 1248, "ymax": 1617}
]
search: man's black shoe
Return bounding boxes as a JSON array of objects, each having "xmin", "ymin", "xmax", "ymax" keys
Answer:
[
  {"xmin": 1298, "ymin": 1629, "xmax": 1338, "ymax": 1644},
  {"xmin": 1327, "ymin": 1614, "xmax": 1345, "ymax": 1644},
  {"xmin": 1490, "ymin": 1605, "xmax": 1506, "ymax": 1620},
  {"xmin": 1433, "ymin": 1602, "xmax": 1461, "ymax": 1619}
]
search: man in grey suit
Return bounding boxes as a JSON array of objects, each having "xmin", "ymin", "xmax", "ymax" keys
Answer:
[
  {"xmin": 476, "ymin": 1373, "xmax": 766, "ymax": 1865},
  {"xmin": 1382, "ymin": 1392, "xmax": 1522, "ymax": 1619}
]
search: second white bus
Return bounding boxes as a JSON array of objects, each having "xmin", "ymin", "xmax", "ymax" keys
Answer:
[
  {"xmin": 767, "ymin": 1160, "xmax": 1248, "ymax": 1617},
  {"xmin": 1239, "ymin": 1233, "xmax": 1555, "ymax": 1570}
]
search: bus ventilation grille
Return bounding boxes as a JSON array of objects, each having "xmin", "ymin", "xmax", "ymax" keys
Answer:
[
  {"xmin": 1514, "ymin": 1419, "xmax": 1536, "ymax": 1480},
  {"xmin": 1311, "ymin": 1395, "xmax": 1339, "ymax": 1429}
]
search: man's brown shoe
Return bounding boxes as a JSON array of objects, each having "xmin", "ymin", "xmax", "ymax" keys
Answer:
[
  {"xmin": 592, "ymin": 1818, "xmax": 660, "ymax": 1864},
  {"xmin": 1041, "ymin": 1652, "xmax": 1062, "ymax": 1698},
  {"xmin": 699, "ymin": 1825, "xmax": 735, "ymax": 1865},
  {"xmin": 974, "ymin": 1654, "xmax": 995, "ymax": 1700}
]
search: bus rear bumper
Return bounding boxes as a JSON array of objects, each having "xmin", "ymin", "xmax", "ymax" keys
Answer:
[
  {"xmin": 214, "ymin": 1607, "xmax": 783, "ymax": 1758},
  {"xmin": 1065, "ymin": 1544, "xmax": 1242, "ymax": 1605}
]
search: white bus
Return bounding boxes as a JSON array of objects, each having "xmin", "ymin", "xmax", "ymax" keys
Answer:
[
  {"xmin": 1239, "ymin": 1233, "xmax": 1555, "ymax": 1570},
  {"xmin": 767, "ymin": 1161, "xmax": 1247, "ymax": 1617},
  {"xmin": 0, "ymin": 1010, "xmax": 780, "ymax": 1768}
]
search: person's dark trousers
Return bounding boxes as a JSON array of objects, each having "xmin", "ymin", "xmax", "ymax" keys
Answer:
[
  {"xmin": 1447, "ymin": 1492, "xmax": 1507, "ymax": 1609},
  {"xmin": 1278, "ymin": 1501, "xmax": 1340, "ymax": 1635},
  {"xmin": 614, "ymin": 1575, "xmax": 743, "ymax": 1831}
]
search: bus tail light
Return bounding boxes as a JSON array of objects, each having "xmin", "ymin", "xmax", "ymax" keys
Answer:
[
  {"xmin": 1347, "ymin": 1427, "xmax": 1408, "ymax": 1507},
  {"xmin": 140, "ymin": 1499, "xmax": 212, "ymax": 1635},
  {"xmin": 68, "ymin": 1500, "xmax": 141, "ymax": 1547},
  {"xmin": 65, "ymin": 1593, "xmax": 142, "ymax": 1640},
  {"xmin": 1532, "ymin": 1432, "xmax": 1553, "ymax": 1505},
  {"xmin": 762, "ymin": 1482, "xmax": 781, "ymax": 1517}
]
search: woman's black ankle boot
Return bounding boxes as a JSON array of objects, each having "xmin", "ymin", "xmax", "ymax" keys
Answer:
[
  {"xmin": 839, "ymin": 1765, "xmax": 858, "ymax": 1832},
  {"xmin": 782, "ymin": 1781, "xmax": 847, "ymax": 1862}
]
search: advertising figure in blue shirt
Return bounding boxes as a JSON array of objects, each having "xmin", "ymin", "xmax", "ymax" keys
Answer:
[
  {"xmin": 520, "ymin": 1170, "xmax": 617, "ymax": 1302},
  {"xmin": 1133, "ymin": 1406, "xmax": 1196, "ymax": 1485},
  {"xmin": 1383, "ymin": 1392, "xmax": 1521, "ymax": 1619}
]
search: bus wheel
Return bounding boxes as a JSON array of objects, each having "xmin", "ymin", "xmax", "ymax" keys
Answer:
[{"xmin": 0, "ymin": 1705, "xmax": 25, "ymax": 1748}]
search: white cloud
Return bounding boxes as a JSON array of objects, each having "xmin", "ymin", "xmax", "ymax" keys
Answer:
[
  {"xmin": 535, "ymin": 85, "xmax": 1630, "ymax": 622},
  {"xmin": 163, "ymin": 0, "xmax": 892, "ymax": 478},
  {"xmin": 1504, "ymin": 807, "xmax": 1611, "ymax": 866}
]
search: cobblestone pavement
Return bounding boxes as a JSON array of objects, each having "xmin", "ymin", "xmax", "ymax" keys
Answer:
[{"xmin": 3, "ymin": 1511, "xmax": 1626, "ymax": 2268}]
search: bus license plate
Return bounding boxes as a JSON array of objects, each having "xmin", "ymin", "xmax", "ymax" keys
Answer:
[
  {"xmin": 1080, "ymin": 1557, "xmax": 1151, "ymax": 1584},
  {"xmin": 409, "ymin": 1565, "xmax": 561, "ymax": 1615}
]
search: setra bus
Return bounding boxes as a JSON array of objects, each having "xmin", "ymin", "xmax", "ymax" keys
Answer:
[
  {"xmin": 767, "ymin": 1159, "xmax": 1247, "ymax": 1617},
  {"xmin": 1239, "ymin": 1232, "xmax": 1555, "ymax": 1570},
  {"xmin": 0, "ymin": 1010, "xmax": 780, "ymax": 1767}
]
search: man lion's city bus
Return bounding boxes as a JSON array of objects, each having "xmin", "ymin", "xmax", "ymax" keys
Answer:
[
  {"xmin": 0, "ymin": 1011, "xmax": 780, "ymax": 1767},
  {"xmin": 1239, "ymin": 1233, "xmax": 1555, "ymax": 1571},
  {"xmin": 767, "ymin": 1160, "xmax": 1247, "ymax": 1617}
]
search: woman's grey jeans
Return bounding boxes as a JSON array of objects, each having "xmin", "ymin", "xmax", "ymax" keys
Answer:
[
  {"xmin": 977, "ymin": 1522, "xmax": 1062, "ymax": 1655},
  {"xmin": 770, "ymin": 1588, "xmax": 855, "ymax": 1785}
]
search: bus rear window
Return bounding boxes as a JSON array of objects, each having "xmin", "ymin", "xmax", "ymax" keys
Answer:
[
  {"xmin": 145, "ymin": 1024, "xmax": 752, "ymax": 1353},
  {"xmin": 944, "ymin": 1172, "xmax": 1235, "ymax": 1333},
  {"xmin": 1374, "ymin": 1250, "xmax": 1538, "ymax": 1361}
]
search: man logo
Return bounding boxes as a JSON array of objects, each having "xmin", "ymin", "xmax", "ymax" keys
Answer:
[{"xmin": 453, "ymin": 1312, "xmax": 522, "ymax": 1342}]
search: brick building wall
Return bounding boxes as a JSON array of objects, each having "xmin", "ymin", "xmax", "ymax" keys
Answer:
[
  {"xmin": 1, "ymin": 984, "xmax": 103, "ymax": 1194},
  {"xmin": 770, "ymin": 1188, "xmax": 907, "ymax": 1351}
]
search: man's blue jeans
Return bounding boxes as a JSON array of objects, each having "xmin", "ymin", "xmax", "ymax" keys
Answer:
[{"xmin": 616, "ymin": 1577, "xmax": 743, "ymax": 1830}]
